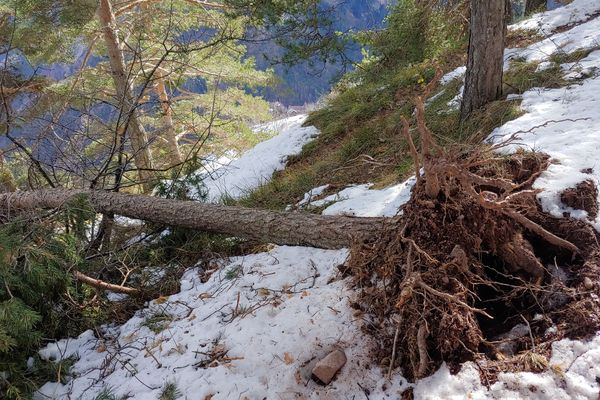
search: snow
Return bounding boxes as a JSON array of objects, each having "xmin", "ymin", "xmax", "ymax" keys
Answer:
[
  {"xmin": 511, "ymin": 0, "xmax": 600, "ymax": 34},
  {"xmin": 413, "ymin": 334, "xmax": 600, "ymax": 400},
  {"xmin": 489, "ymin": 49, "xmax": 600, "ymax": 229},
  {"xmin": 36, "ymin": 247, "xmax": 409, "ymax": 400},
  {"xmin": 508, "ymin": 15, "xmax": 600, "ymax": 66},
  {"xmin": 197, "ymin": 115, "xmax": 319, "ymax": 202},
  {"xmin": 295, "ymin": 184, "xmax": 330, "ymax": 207},
  {"xmin": 320, "ymin": 178, "xmax": 416, "ymax": 218},
  {"xmin": 441, "ymin": 66, "xmax": 467, "ymax": 84}
]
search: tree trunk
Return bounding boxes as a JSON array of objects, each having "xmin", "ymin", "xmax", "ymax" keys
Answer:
[
  {"xmin": 525, "ymin": 0, "xmax": 546, "ymax": 14},
  {"xmin": 460, "ymin": 0, "xmax": 508, "ymax": 120},
  {"xmin": 97, "ymin": 0, "xmax": 155, "ymax": 193},
  {"xmin": 155, "ymin": 73, "xmax": 184, "ymax": 167},
  {"xmin": 0, "ymin": 189, "xmax": 389, "ymax": 249}
]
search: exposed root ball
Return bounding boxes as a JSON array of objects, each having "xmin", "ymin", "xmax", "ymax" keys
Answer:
[{"xmin": 349, "ymin": 151, "xmax": 600, "ymax": 381}]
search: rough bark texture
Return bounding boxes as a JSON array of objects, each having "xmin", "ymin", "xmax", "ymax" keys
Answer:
[
  {"xmin": 525, "ymin": 0, "xmax": 547, "ymax": 14},
  {"xmin": 97, "ymin": 0, "xmax": 155, "ymax": 192},
  {"xmin": 0, "ymin": 189, "xmax": 388, "ymax": 249},
  {"xmin": 460, "ymin": 0, "xmax": 508, "ymax": 120},
  {"xmin": 155, "ymin": 73, "xmax": 183, "ymax": 166}
]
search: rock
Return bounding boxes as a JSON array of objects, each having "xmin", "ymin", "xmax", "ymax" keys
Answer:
[
  {"xmin": 584, "ymin": 277, "xmax": 595, "ymax": 290},
  {"xmin": 311, "ymin": 349, "xmax": 347, "ymax": 385}
]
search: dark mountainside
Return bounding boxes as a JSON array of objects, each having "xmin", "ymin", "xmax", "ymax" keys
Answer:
[{"xmin": 247, "ymin": 0, "xmax": 391, "ymax": 106}]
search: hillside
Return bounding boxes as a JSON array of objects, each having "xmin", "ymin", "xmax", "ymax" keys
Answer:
[{"xmin": 31, "ymin": 1, "xmax": 600, "ymax": 399}]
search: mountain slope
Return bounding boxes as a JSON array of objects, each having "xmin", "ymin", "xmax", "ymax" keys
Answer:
[{"xmin": 36, "ymin": 2, "xmax": 600, "ymax": 399}]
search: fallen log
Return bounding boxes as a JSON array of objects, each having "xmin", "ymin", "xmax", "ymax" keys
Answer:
[{"xmin": 0, "ymin": 189, "xmax": 389, "ymax": 249}]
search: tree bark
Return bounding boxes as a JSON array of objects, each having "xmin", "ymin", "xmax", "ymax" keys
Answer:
[
  {"xmin": 525, "ymin": 0, "xmax": 546, "ymax": 14},
  {"xmin": 155, "ymin": 72, "xmax": 183, "ymax": 167},
  {"xmin": 97, "ymin": 0, "xmax": 155, "ymax": 193},
  {"xmin": 460, "ymin": 0, "xmax": 508, "ymax": 120},
  {"xmin": 0, "ymin": 189, "xmax": 389, "ymax": 249},
  {"xmin": 74, "ymin": 270, "xmax": 138, "ymax": 295}
]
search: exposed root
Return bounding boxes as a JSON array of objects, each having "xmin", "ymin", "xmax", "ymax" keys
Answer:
[{"xmin": 349, "ymin": 73, "xmax": 600, "ymax": 381}]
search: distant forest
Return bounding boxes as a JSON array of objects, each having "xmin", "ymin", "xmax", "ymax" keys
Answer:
[{"xmin": 250, "ymin": 0, "xmax": 391, "ymax": 106}]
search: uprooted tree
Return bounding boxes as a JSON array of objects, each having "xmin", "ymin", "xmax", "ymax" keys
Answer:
[
  {"xmin": 350, "ymin": 70, "xmax": 600, "ymax": 382},
  {"xmin": 2, "ymin": 71, "xmax": 600, "ymax": 382}
]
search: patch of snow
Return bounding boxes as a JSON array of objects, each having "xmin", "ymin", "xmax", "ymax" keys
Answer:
[
  {"xmin": 510, "ymin": 0, "xmax": 600, "ymax": 34},
  {"xmin": 296, "ymin": 184, "xmax": 330, "ymax": 207},
  {"xmin": 321, "ymin": 177, "xmax": 416, "ymax": 217},
  {"xmin": 38, "ymin": 330, "xmax": 97, "ymax": 363},
  {"xmin": 561, "ymin": 49, "xmax": 600, "ymax": 80},
  {"xmin": 113, "ymin": 215, "xmax": 143, "ymax": 227},
  {"xmin": 414, "ymin": 334, "xmax": 600, "ymax": 399},
  {"xmin": 490, "ymin": 50, "xmax": 600, "ymax": 229},
  {"xmin": 506, "ymin": 15, "xmax": 600, "ymax": 67},
  {"xmin": 106, "ymin": 292, "xmax": 129, "ymax": 302},
  {"xmin": 441, "ymin": 66, "xmax": 466, "ymax": 84},
  {"xmin": 536, "ymin": 61, "xmax": 557, "ymax": 72},
  {"xmin": 439, "ymin": 67, "xmax": 466, "ymax": 110},
  {"xmin": 197, "ymin": 115, "xmax": 319, "ymax": 202},
  {"xmin": 447, "ymin": 85, "xmax": 465, "ymax": 110}
]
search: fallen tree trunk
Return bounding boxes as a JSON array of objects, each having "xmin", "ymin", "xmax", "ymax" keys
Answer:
[{"xmin": 0, "ymin": 189, "xmax": 389, "ymax": 249}]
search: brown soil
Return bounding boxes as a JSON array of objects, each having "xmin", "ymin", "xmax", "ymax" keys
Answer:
[{"xmin": 561, "ymin": 180, "xmax": 599, "ymax": 219}]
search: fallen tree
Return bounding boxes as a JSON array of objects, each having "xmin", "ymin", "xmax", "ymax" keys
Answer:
[
  {"xmin": 0, "ymin": 189, "xmax": 388, "ymax": 250},
  {"xmin": 2, "ymin": 72, "xmax": 599, "ymax": 385}
]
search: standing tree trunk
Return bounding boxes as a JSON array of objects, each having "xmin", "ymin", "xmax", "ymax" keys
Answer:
[
  {"xmin": 97, "ymin": 0, "xmax": 155, "ymax": 193},
  {"xmin": 155, "ymin": 72, "xmax": 183, "ymax": 167},
  {"xmin": 525, "ymin": 0, "xmax": 546, "ymax": 14},
  {"xmin": 460, "ymin": 0, "xmax": 508, "ymax": 120},
  {"xmin": 0, "ymin": 189, "xmax": 389, "ymax": 250}
]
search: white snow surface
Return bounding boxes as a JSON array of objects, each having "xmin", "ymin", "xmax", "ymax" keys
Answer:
[
  {"xmin": 36, "ymin": 247, "xmax": 408, "ymax": 400},
  {"xmin": 507, "ymin": 14, "xmax": 600, "ymax": 67},
  {"xmin": 319, "ymin": 178, "xmax": 416, "ymax": 217},
  {"xmin": 511, "ymin": 0, "xmax": 600, "ymax": 34},
  {"xmin": 199, "ymin": 115, "xmax": 319, "ymax": 202},
  {"xmin": 37, "ymin": 5, "xmax": 600, "ymax": 400}
]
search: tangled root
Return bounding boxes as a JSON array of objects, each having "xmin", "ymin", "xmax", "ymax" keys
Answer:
[{"xmin": 349, "ymin": 70, "xmax": 600, "ymax": 381}]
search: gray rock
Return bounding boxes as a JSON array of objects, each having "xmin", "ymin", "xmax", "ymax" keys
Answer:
[{"xmin": 311, "ymin": 349, "xmax": 347, "ymax": 385}]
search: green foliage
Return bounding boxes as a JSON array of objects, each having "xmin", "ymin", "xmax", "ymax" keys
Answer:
[
  {"xmin": 0, "ymin": 221, "xmax": 80, "ymax": 398},
  {"xmin": 355, "ymin": 0, "xmax": 467, "ymax": 79},
  {"xmin": 94, "ymin": 387, "xmax": 129, "ymax": 400},
  {"xmin": 503, "ymin": 58, "xmax": 565, "ymax": 94},
  {"xmin": 154, "ymin": 156, "xmax": 209, "ymax": 201},
  {"xmin": 159, "ymin": 382, "xmax": 181, "ymax": 400},
  {"xmin": 0, "ymin": 0, "xmax": 97, "ymax": 64},
  {"xmin": 224, "ymin": 265, "xmax": 242, "ymax": 280},
  {"xmin": 143, "ymin": 311, "xmax": 173, "ymax": 334}
]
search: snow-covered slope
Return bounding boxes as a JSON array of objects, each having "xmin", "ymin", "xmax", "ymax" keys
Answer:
[
  {"xmin": 197, "ymin": 115, "xmax": 319, "ymax": 202},
  {"xmin": 492, "ymin": 49, "xmax": 600, "ymax": 230},
  {"xmin": 37, "ymin": 2, "xmax": 600, "ymax": 399},
  {"xmin": 38, "ymin": 247, "xmax": 409, "ymax": 399}
]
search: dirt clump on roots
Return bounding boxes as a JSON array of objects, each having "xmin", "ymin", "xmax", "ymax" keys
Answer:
[
  {"xmin": 348, "ymin": 69, "xmax": 600, "ymax": 383},
  {"xmin": 560, "ymin": 180, "xmax": 599, "ymax": 220}
]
